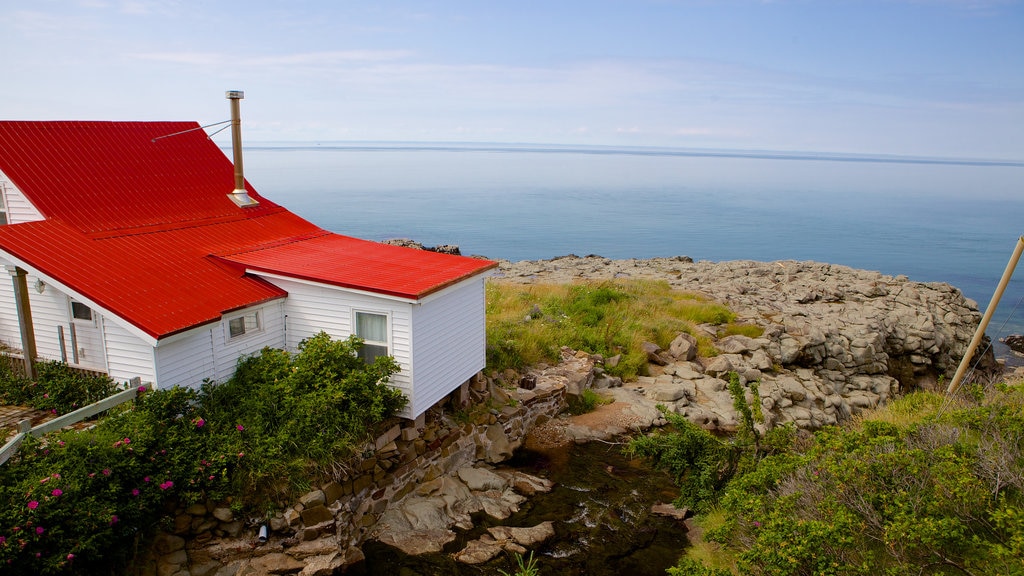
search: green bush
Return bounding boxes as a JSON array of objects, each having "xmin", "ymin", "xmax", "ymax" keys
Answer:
[
  {"xmin": 0, "ymin": 360, "xmax": 117, "ymax": 416},
  {"xmin": 0, "ymin": 333, "xmax": 405, "ymax": 575},
  {"xmin": 675, "ymin": 383, "xmax": 1024, "ymax": 575},
  {"xmin": 199, "ymin": 333, "xmax": 405, "ymax": 500}
]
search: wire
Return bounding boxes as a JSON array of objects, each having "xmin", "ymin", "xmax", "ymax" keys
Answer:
[{"xmin": 151, "ymin": 119, "xmax": 231, "ymax": 142}]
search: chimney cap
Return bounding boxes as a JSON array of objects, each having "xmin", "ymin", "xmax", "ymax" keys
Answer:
[{"xmin": 226, "ymin": 90, "xmax": 244, "ymax": 99}]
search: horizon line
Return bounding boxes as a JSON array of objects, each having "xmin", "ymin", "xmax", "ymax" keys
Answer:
[{"xmin": 229, "ymin": 140, "xmax": 1024, "ymax": 168}]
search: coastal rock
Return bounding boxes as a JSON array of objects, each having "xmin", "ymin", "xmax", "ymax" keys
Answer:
[
  {"xmin": 1003, "ymin": 334, "xmax": 1024, "ymax": 354},
  {"xmin": 494, "ymin": 256, "xmax": 1000, "ymax": 432}
]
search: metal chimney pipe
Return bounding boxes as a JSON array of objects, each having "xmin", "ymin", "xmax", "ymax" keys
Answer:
[{"xmin": 225, "ymin": 90, "xmax": 259, "ymax": 207}]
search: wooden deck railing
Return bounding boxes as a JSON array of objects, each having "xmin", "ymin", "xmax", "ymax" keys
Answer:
[{"xmin": 0, "ymin": 379, "xmax": 154, "ymax": 466}]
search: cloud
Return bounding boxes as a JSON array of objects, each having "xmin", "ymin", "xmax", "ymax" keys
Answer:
[{"xmin": 133, "ymin": 49, "xmax": 414, "ymax": 67}]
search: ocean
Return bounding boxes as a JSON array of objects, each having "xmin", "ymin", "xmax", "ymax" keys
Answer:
[{"xmin": 239, "ymin": 143, "xmax": 1024, "ymax": 361}]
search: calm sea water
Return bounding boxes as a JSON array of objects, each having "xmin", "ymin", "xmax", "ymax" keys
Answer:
[{"xmin": 240, "ymin": 143, "xmax": 1024, "ymax": 359}]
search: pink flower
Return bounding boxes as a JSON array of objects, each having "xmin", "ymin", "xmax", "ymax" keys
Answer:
[
  {"xmin": 51, "ymin": 489, "xmax": 62, "ymax": 497},
  {"xmin": 67, "ymin": 553, "xmax": 74, "ymax": 561},
  {"xmin": 236, "ymin": 424, "xmax": 244, "ymax": 431},
  {"xmin": 237, "ymin": 452, "xmax": 244, "ymax": 458},
  {"xmin": 208, "ymin": 475, "xmax": 214, "ymax": 481},
  {"xmin": 159, "ymin": 481, "xmax": 174, "ymax": 491},
  {"xmin": 102, "ymin": 469, "xmax": 111, "ymax": 476},
  {"xmin": 123, "ymin": 437, "xmax": 130, "ymax": 445},
  {"xmin": 109, "ymin": 515, "xmax": 119, "ymax": 526},
  {"xmin": 194, "ymin": 418, "xmax": 205, "ymax": 428},
  {"xmin": 35, "ymin": 527, "xmax": 44, "ymax": 535},
  {"xmin": 39, "ymin": 477, "xmax": 48, "ymax": 484},
  {"xmin": 0, "ymin": 536, "xmax": 6, "ymax": 545},
  {"xmin": 143, "ymin": 476, "xmax": 150, "ymax": 483},
  {"xmin": 42, "ymin": 393, "xmax": 48, "ymax": 399},
  {"xmin": 131, "ymin": 489, "xmax": 139, "ymax": 497},
  {"xmin": 27, "ymin": 501, "xmax": 38, "ymax": 510}
]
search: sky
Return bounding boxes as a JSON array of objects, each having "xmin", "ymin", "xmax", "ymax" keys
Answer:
[{"xmin": 1, "ymin": 0, "xmax": 1023, "ymax": 159}]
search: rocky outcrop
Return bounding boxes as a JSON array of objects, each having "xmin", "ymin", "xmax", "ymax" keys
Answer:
[
  {"xmin": 380, "ymin": 238, "xmax": 462, "ymax": 255},
  {"xmin": 495, "ymin": 256, "xmax": 1000, "ymax": 430},
  {"xmin": 372, "ymin": 467, "xmax": 553, "ymax": 557}
]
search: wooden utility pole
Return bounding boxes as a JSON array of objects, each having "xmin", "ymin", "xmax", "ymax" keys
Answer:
[{"xmin": 946, "ymin": 236, "xmax": 1024, "ymax": 395}]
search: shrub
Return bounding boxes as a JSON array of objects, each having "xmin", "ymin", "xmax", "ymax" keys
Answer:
[
  {"xmin": 0, "ymin": 360, "xmax": 117, "ymax": 416},
  {"xmin": 0, "ymin": 333, "xmax": 406, "ymax": 575},
  {"xmin": 698, "ymin": 384, "xmax": 1024, "ymax": 575}
]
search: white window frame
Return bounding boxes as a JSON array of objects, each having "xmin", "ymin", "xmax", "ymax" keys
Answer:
[
  {"xmin": 225, "ymin": 309, "xmax": 262, "ymax": 341},
  {"xmin": 353, "ymin": 309, "xmax": 390, "ymax": 363},
  {"xmin": 69, "ymin": 300, "xmax": 97, "ymax": 327}
]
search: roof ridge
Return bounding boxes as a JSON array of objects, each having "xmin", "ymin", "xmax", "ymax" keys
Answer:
[
  {"xmin": 214, "ymin": 229, "xmax": 334, "ymax": 257},
  {"xmin": 82, "ymin": 207, "xmax": 293, "ymax": 240}
]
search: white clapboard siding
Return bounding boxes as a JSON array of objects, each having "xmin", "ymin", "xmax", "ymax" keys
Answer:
[
  {"xmin": 263, "ymin": 277, "xmax": 351, "ymax": 348},
  {"xmin": 154, "ymin": 328, "xmax": 217, "ymax": 389},
  {"xmin": 102, "ymin": 319, "xmax": 156, "ymax": 384},
  {"xmin": 212, "ymin": 300, "xmax": 286, "ymax": 382},
  {"xmin": 256, "ymin": 275, "xmax": 415, "ymax": 404},
  {"xmin": 409, "ymin": 277, "xmax": 487, "ymax": 416},
  {"xmin": 0, "ymin": 173, "xmax": 44, "ymax": 224}
]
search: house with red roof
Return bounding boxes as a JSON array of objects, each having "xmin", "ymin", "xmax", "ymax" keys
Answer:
[{"xmin": 0, "ymin": 119, "xmax": 497, "ymax": 418}]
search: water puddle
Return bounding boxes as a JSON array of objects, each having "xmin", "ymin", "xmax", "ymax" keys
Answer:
[{"xmin": 353, "ymin": 441, "xmax": 690, "ymax": 575}]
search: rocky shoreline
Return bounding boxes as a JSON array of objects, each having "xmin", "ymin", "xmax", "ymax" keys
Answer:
[{"xmin": 492, "ymin": 254, "xmax": 1003, "ymax": 437}]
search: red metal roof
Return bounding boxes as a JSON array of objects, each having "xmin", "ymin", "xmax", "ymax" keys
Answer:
[
  {"xmin": 0, "ymin": 121, "xmax": 283, "ymax": 233},
  {"xmin": 0, "ymin": 121, "xmax": 497, "ymax": 339},
  {"xmin": 218, "ymin": 235, "xmax": 498, "ymax": 300}
]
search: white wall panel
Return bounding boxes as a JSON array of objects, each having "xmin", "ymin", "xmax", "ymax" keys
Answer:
[
  {"xmin": 154, "ymin": 328, "xmax": 216, "ymax": 389},
  {"xmin": 103, "ymin": 320, "xmax": 156, "ymax": 384},
  {"xmin": 0, "ymin": 173, "xmax": 44, "ymax": 224},
  {"xmin": 409, "ymin": 277, "xmax": 487, "ymax": 416}
]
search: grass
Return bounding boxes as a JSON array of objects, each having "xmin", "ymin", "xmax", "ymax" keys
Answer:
[
  {"xmin": 567, "ymin": 388, "xmax": 613, "ymax": 415},
  {"xmin": 486, "ymin": 280, "xmax": 736, "ymax": 380},
  {"xmin": 681, "ymin": 508, "xmax": 739, "ymax": 572}
]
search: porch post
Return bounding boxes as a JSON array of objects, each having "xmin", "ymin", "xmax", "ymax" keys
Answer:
[{"xmin": 6, "ymin": 265, "xmax": 38, "ymax": 379}]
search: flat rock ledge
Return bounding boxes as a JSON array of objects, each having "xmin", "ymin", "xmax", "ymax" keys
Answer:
[
  {"xmin": 496, "ymin": 255, "xmax": 1001, "ymax": 440},
  {"xmin": 370, "ymin": 466, "xmax": 554, "ymax": 559}
]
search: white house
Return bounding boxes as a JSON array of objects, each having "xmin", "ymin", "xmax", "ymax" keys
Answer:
[{"xmin": 0, "ymin": 120, "xmax": 497, "ymax": 418}]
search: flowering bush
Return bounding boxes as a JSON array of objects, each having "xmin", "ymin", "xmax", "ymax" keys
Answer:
[{"xmin": 0, "ymin": 333, "xmax": 404, "ymax": 574}]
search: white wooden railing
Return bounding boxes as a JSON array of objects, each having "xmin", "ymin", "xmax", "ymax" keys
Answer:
[{"xmin": 0, "ymin": 379, "xmax": 154, "ymax": 466}]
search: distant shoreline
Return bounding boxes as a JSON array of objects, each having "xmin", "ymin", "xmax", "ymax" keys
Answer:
[{"xmin": 229, "ymin": 141, "xmax": 1024, "ymax": 168}]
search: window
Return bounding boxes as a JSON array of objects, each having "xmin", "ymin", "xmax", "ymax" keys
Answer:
[
  {"xmin": 71, "ymin": 301, "xmax": 93, "ymax": 322},
  {"xmin": 355, "ymin": 311, "xmax": 389, "ymax": 363},
  {"xmin": 227, "ymin": 311, "xmax": 260, "ymax": 339}
]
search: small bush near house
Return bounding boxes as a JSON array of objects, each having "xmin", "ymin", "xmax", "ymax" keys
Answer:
[
  {"xmin": 485, "ymin": 280, "xmax": 735, "ymax": 380},
  {"xmin": 0, "ymin": 359, "xmax": 118, "ymax": 416},
  {"xmin": 0, "ymin": 333, "xmax": 405, "ymax": 576}
]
